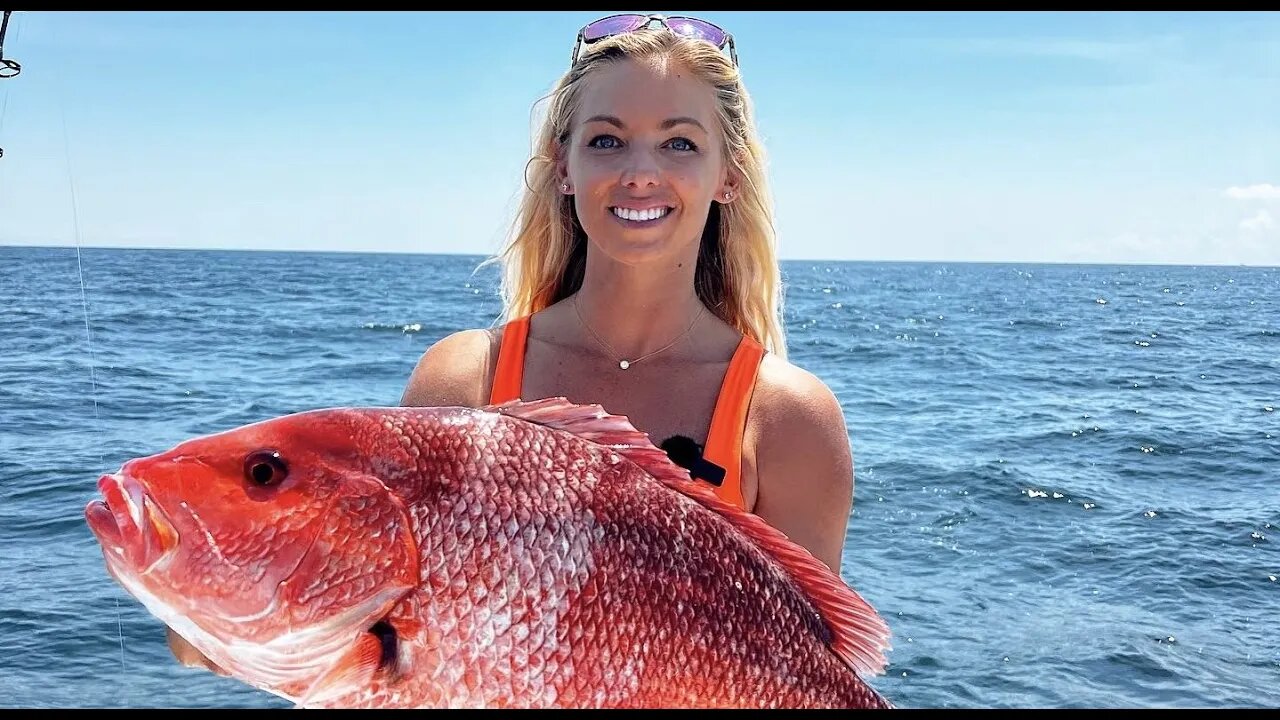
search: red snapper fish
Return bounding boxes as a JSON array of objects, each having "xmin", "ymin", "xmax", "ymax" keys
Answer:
[{"xmin": 84, "ymin": 398, "xmax": 894, "ymax": 708}]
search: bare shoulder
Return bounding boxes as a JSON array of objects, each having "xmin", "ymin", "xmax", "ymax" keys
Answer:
[
  {"xmin": 746, "ymin": 353, "xmax": 855, "ymax": 571},
  {"xmin": 399, "ymin": 327, "xmax": 500, "ymax": 409},
  {"xmin": 751, "ymin": 354, "xmax": 852, "ymax": 458}
]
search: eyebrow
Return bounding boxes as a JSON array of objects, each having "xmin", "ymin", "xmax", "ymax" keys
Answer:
[{"xmin": 583, "ymin": 114, "xmax": 708, "ymax": 133}]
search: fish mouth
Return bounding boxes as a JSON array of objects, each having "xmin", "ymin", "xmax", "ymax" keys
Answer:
[{"xmin": 85, "ymin": 472, "xmax": 180, "ymax": 575}]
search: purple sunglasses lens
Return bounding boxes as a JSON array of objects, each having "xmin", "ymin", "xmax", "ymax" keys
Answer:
[
  {"xmin": 667, "ymin": 17, "xmax": 727, "ymax": 46},
  {"xmin": 582, "ymin": 14, "xmax": 648, "ymax": 42}
]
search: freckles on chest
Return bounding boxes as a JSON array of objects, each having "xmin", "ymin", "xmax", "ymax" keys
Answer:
[
  {"xmin": 522, "ymin": 355, "xmax": 723, "ymax": 446},
  {"xmin": 533, "ymin": 354, "xmax": 614, "ymax": 400}
]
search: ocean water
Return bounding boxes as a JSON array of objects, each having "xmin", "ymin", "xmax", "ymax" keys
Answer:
[{"xmin": 1, "ymin": 245, "xmax": 1276, "ymax": 709}]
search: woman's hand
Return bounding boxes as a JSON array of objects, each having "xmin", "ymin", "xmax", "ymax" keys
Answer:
[{"xmin": 166, "ymin": 626, "xmax": 229, "ymax": 677}]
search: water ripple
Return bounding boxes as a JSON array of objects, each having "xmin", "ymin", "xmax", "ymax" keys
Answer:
[{"xmin": 2, "ymin": 248, "xmax": 1277, "ymax": 708}]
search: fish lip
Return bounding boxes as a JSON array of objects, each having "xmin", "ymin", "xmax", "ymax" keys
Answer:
[{"xmin": 85, "ymin": 471, "xmax": 180, "ymax": 574}]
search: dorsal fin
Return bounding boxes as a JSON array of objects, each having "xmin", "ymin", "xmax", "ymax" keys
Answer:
[
  {"xmin": 670, "ymin": 479, "xmax": 894, "ymax": 677},
  {"xmin": 486, "ymin": 397, "xmax": 693, "ymax": 487},
  {"xmin": 485, "ymin": 397, "xmax": 893, "ymax": 679}
]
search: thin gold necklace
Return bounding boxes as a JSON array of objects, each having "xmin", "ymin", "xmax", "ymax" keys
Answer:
[{"xmin": 572, "ymin": 295, "xmax": 705, "ymax": 370}]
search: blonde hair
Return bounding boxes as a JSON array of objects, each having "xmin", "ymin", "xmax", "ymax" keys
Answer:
[{"xmin": 488, "ymin": 27, "xmax": 788, "ymax": 359}]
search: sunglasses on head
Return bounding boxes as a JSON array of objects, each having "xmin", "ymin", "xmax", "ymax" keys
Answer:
[{"xmin": 570, "ymin": 13, "xmax": 738, "ymax": 67}]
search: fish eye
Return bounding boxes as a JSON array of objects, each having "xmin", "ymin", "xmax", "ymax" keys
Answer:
[{"xmin": 244, "ymin": 449, "xmax": 288, "ymax": 487}]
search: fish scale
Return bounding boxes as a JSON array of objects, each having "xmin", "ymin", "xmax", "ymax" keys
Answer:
[{"xmin": 86, "ymin": 397, "xmax": 893, "ymax": 709}]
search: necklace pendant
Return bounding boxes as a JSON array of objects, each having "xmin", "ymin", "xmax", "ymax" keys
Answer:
[{"xmin": 619, "ymin": 360, "xmax": 630, "ymax": 370}]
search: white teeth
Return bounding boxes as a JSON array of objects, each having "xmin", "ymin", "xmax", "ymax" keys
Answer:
[{"xmin": 612, "ymin": 206, "xmax": 670, "ymax": 222}]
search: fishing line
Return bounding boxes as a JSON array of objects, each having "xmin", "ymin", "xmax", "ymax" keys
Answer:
[{"xmin": 35, "ymin": 9, "xmax": 130, "ymax": 682}]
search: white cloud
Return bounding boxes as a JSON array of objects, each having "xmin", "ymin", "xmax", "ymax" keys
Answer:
[
  {"xmin": 1223, "ymin": 184, "xmax": 1280, "ymax": 201},
  {"xmin": 1240, "ymin": 209, "xmax": 1276, "ymax": 232}
]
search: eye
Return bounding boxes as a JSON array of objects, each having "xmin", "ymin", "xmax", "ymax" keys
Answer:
[
  {"xmin": 667, "ymin": 137, "xmax": 698, "ymax": 152},
  {"xmin": 587, "ymin": 134, "xmax": 622, "ymax": 150},
  {"xmin": 244, "ymin": 450, "xmax": 288, "ymax": 487}
]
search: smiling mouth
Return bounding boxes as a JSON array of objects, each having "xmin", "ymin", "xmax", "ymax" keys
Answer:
[{"xmin": 611, "ymin": 206, "xmax": 673, "ymax": 223}]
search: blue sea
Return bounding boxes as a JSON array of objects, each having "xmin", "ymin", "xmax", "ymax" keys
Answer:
[{"xmin": 1, "ymin": 245, "xmax": 1276, "ymax": 709}]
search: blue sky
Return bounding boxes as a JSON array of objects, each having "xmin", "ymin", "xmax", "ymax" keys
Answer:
[{"xmin": 1, "ymin": 11, "xmax": 1277, "ymax": 265}]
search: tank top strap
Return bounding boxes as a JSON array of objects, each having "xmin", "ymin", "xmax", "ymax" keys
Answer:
[
  {"xmin": 489, "ymin": 317, "xmax": 764, "ymax": 511},
  {"xmin": 488, "ymin": 315, "xmax": 530, "ymax": 405},
  {"xmin": 700, "ymin": 335, "xmax": 766, "ymax": 510}
]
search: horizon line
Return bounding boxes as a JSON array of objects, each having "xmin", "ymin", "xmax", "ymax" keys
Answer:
[{"xmin": 1, "ymin": 243, "xmax": 1275, "ymax": 271}]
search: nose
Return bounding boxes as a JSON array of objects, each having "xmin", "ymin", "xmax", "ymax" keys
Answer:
[{"xmin": 621, "ymin": 147, "xmax": 661, "ymax": 189}]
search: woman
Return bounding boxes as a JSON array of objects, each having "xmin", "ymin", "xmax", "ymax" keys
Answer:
[
  {"xmin": 169, "ymin": 12, "xmax": 857, "ymax": 674},
  {"xmin": 403, "ymin": 13, "xmax": 855, "ymax": 570}
]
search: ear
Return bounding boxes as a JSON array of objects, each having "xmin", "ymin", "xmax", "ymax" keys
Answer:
[{"xmin": 717, "ymin": 170, "xmax": 741, "ymax": 205}]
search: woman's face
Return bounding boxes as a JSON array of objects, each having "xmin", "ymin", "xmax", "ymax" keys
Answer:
[{"xmin": 559, "ymin": 57, "xmax": 737, "ymax": 267}]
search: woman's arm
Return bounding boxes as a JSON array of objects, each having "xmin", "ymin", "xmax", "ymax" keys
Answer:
[
  {"xmin": 399, "ymin": 329, "xmax": 496, "ymax": 408},
  {"xmin": 749, "ymin": 361, "xmax": 856, "ymax": 574}
]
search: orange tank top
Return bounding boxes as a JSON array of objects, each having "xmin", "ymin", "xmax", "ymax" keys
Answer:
[{"xmin": 487, "ymin": 315, "xmax": 765, "ymax": 511}]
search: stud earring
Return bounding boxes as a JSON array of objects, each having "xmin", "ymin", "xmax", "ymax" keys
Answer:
[
  {"xmin": 561, "ymin": 183, "xmax": 570, "ymax": 193},
  {"xmin": 723, "ymin": 190, "xmax": 733, "ymax": 201}
]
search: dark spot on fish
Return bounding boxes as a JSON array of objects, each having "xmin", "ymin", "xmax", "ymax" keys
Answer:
[
  {"xmin": 660, "ymin": 435, "xmax": 725, "ymax": 487},
  {"xmin": 244, "ymin": 449, "xmax": 288, "ymax": 487},
  {"xmin": 370, "ymin": 619, "xmax": 398, "ymax": 671}
]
